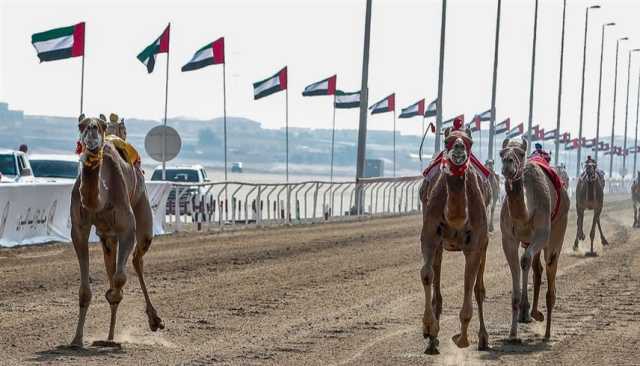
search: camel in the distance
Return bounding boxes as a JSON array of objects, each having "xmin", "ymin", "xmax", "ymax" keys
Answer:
[
  {"xmin": 485, "ymin": 159, "xmax": 500, "ymax": 232},
  {"xmin": 420, "ymin": 119, "xmax": 489, "ymax": 354},
  {"xmin": 70, "ymin": 114, "xmax": 163, "ymax": 347},
  {"xmin": 499, "ymin": 138, "xmax": 569, "ymax": 341},
  {"xmin": 574, "ymin": 156, "xmax": 608, "ymax": 253},
  {"xmin": 632, "ymin": 172, "xmax": 640, "ymax": 227}
]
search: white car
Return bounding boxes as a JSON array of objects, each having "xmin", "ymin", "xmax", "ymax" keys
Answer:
[
  {"xmin": 0, "ymin": 149, "xmax": 35, "ymax": 183},
  {"xmin": 29, "ymin": 154, "xmax": 80, "ymax": 183},
  {"xmin": 150, "ymin": 165, "xmax": 211, "ymax": 214}
]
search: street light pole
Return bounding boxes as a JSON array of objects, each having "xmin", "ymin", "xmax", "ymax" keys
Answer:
[
  {"xmin": 610, "ymin": 37, "xmax": 629, "ymax": 178},
  {"xmin": 554, "ymin": 0, "xmax": 567, "ymax": 165},
  {"xmin": 622, "ymin": 48, "xmax": 640, "ymax": 179},
  {"xmin": 526, "ymin": 0, "xmax": 539, "ymax": 153},
  {"xmin": 634, "ymin": 64, "xmax": 640, "ymax": 177},
  {"xmin": 355, "ymin": 0, "xmax": 372, "ymax": 212},
  {"xmin": 434, "ymin": 0, "xmax": 447, "ymax": 153},
  {"xmin": 488, "ymin": 0, "xmax": 501, "ymax": 162},
  {"xmin": 595, "ymin": 22, "xmax": 616, "ymax": 163},
  {"xmin": 577, "ymin": 5, "xmax": 600, "ymax": 177}
]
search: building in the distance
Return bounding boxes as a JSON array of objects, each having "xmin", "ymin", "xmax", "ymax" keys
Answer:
[{"xmin": 0, "ymin": 102, "xmax": 24, "ymax": 129}]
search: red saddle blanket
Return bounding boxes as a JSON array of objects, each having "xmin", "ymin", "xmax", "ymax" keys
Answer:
[
  {"xmin": 422, "ymin": 151, "xmax": 491, "ymax": 179},
  {"xmin": 529, "ymin": 155, "xmax": 564, "ymax": 221}
]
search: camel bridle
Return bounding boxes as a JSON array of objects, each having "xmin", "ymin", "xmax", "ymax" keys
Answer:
[{"xmin": 442, "ymin": 138, "xmax": 470, "ymax": 177}]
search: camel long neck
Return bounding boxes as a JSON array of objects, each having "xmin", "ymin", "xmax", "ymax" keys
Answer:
[
  {"xmin": 505, "ymin": 178, "xmax": 528, "ymax": 223},
  {"xmin": 445, "ymin": 173, "xmax": 467, "ymax": 230},
  {"xmin": 79, "ymin": 162, "xmax": 104, "ymax": 212}
]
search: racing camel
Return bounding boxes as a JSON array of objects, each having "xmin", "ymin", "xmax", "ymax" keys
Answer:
[
  {"xmin": 420, "ymin": 118, "xmax": 490, "ymax": 354},
  {"xmin": 485, "ymin": 159, "xmax": 500, "ymax": 232},
  {"xmin": 70, "ymin": 114, "xmax": 163, "ymax": 347},
  {"xmin": 632, "ymin": 172, "xmax": 640, "ymax": 227},
  {"xmin": 573, "ymin": 156, "xmax": 608, "ymax": 252},
  {"xmin": 499, "ymin": 138, "xmax": 569, "ymax": 341}
]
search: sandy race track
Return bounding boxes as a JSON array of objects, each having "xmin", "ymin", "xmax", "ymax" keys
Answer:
[{"xmin": 1, "ymin": 197, "xmax": 639, "ymax": 365}]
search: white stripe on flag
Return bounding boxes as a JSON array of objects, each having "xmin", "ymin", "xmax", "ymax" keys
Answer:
[
  {"xmin": 32, "ymin": 35, "xmax": 74, "ymax": 53},
  {"xmin": 189, "ymin": 47, "xmax": 214, "ymax": 63},
  {"xmin": 372, "ymin": 99, "xmax": 389, "ymax": 111},
  {"xmin": 336, "ymin": 93, "xmax": 359, "ymax": 104},
  {"xmin": 305, "ymin": 80, "xmax": 329, "ymax": 93},
  {"xmin": 254, "ymin": 75, "xmax": 280, "ymax": 95},
  {"xmin": 405, "ymin": 104, "xmax": 419, "ymax": 114}
]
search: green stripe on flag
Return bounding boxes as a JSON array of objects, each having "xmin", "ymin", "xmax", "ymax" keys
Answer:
[
  {"xmin": 137, "ymin": 41, "xmax": 160, "ymax": 64},
  {"xmin": 31, "ymin": 25, "xmax": 75, "ymax": 43}
]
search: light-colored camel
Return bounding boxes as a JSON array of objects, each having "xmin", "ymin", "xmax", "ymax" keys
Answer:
[
  {"xmin": 556, "ymin": 163, "xmax": 570, "ymax": 190},
  {"xmin": 632, "ymin": 172, "xmax": 640, "ymax": 228},
  {"xmin": 485, "ymin": 160, "xmax": 500, "ymax": 232},
  {"xmin": 573, "ymin": 157, "xmax": 608, "ymax": 251},
  {"xmin": 70, "ymin": 115, "xmax": 163, "ymax": 347},
  {"xmin": 420, "ymin": 124, "xmax": 489, "ymax": 354},
  {"xmin": 499, "ymin": 138, "xmax": 569, "ymax": 341}
]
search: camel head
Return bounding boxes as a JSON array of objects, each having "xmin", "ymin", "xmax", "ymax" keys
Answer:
[
  {"xmin": 500, "ymin": 137, "xmax": 527, "ymax": 183},
  {"xmin": 78, "ymin": 114, "xmax": 107, "ymax": 169},
  {"xmin": 442, "ymin": 126, "xmax": 472, "ymax": 176},
  {"xmin": 103, "ymin": 113, "xmax": 127, "ymax": 140},
  {"xmin": 583, "ymin": 157, "xmax": 598, "ymax": 181}
]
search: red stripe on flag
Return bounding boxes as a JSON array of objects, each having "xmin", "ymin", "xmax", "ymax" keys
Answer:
[
  {"xmin": 212, "ymin": 37, "xmax": 224, "ymax": 64},
  {"xmin": 327, "ymin": 75, "xmax": 337, "ymax": 95},
  {"xmin": 417, "ymin": 99, "xmax": 425, "ymax": 115},
  {"xmin": 71, "ymin": 22, "xmax": 85, "ymax": 57},
  {"xmin": 158, "ymin": 24, "xmax": 170, "ymax": 53},
  {"xmin": 279, "ymin": 66, "xmax": 288, "ymax": 90},
  {"xmin": 388, "ymin": 93, "xmax": 395, "ymax": 111}
]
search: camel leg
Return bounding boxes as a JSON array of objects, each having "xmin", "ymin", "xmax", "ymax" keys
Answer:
[
  {"xmin": 474, "ymin": 248, "xmax": 489, "ymax": 350},
  {"xmin": 530, "ymin": 252, "xmax": 544, "ymax": 322},
  {"xmin": 70, "ymin": 223, "xmax": 92, "ymax": 347},
  {"xmin": 488, "ymin": 200, "xmax": 496, "ymax": 232},
  {"xmin": 432, "ymin": 245, "xmax": 443, "ymax": 322},
  {"xmin": 100, "ymin": 236, "xmax": 118, "ymax": 341},
  {"xmin": 132, "ymin": 198, "xmax": 164, "ymax": 332},
  {"xmin": 501, "ymin": 234, "xmax": 521, "ymax": 341},
  {"xmin": 595, "ymin": 208, "xmax": 609, "ymax": 246},
  {"xmin": 589, "ymin": 209, "xmax": 598, "ymax": 250},
  {"xmin": 452, "ymin": 250, "xmax": 481, "ymax": 348},
  {"xmin": 633, "ymin": 201, "xmax": 638, "ymax": 227},
  {"xmin": 421, "ymin": 240, "xmax": 439, "ymax": 354},
  {"xmin": 543, "ymin": 252, "xmax": 558, "ymax": 340},
  {"xmin": 574, "ymin": 207, "xmax": 584, "ymax": 250}
]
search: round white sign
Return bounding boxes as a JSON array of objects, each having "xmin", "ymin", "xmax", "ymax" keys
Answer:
[{"xmin": 145, "ymin": 125, "xmax": 182, "ymax": 162}]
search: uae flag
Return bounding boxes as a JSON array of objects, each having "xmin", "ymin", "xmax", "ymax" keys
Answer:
[
  {"xmin": 495, "ymin": 118, "xmax": 510, "ymax": 134},
  {"xmin": 399, "ymin": 99, "xmax": 425, "ymax": 118},
  {"xmin": 424, "ymin": 99, "xmax": 437, "ymax": 117},
  {"xmin": 302, "ymin": 75, "xmax": 336, "ymax": 96},
  {"xmin": 334, "ymin": 90, "xmax": 360, "ymax": 109},
  {"xmin": 369, "ymin": 94, "xmax": 395, "ymax": 114},
  {"xmin": 137, "ymin": 24, "xmax": 170, "ymax": 73},
  {"xmin": 565, "ymin": 138, "xmax": 580, "ymax": 150},
  {"xmin": 182, "ymin": 37, "xmax": 224, "ymax": 72},
  {"xmin": 560, "ymin": 132, "xmax": 571, "ymax": 143},
  {"xmin": 595, "ymin": 141, "xmax": 610, "ymax": 151},
  {"xmin": 253, "ymin": 67, "xmax": 287, "ymax": 100},
  {"xmin": 478, "ymin": 109, "xmax": 492, "ymax": 121},
  {"xmin": 543, "ymin": 129, "xmax": 558, "ymax": 140},
  {"xmin": 507, "ymin": 123, "xmax": 524, "ymax": 138},
  {"xmin": 443, "ymin": 114, "xmax": 464, "ymax": 129},
  {"xmin": 31, "ymin": 22, "xmax": 85, "ymax": 62},
  {"xmin": 467, "ymin": 116, "xmax": 481, "ymax": 132}
]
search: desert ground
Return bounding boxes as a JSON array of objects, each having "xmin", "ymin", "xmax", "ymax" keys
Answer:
[{"xmin": 1, "ymin": 196, "xmax": 639, "ymax": 365}]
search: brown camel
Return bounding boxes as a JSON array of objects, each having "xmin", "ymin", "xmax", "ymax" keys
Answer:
[
  {"xmin": 573, "ymin": 157, "xmax": 608, "ymax": 252},
  {"xmin": 485, "ymin": 160, "xmax": 500, "ymax": 232},
  {"xmin": 632, "ymin": 172, "xmax": 640, "ymax": 227},
  {"xmin": 556, "ymin": 163, "xmax": 570, "ymax": 189},
  {"xmin": 70, "ymin": 114, "xmax": 163, "ymax": 347},
  {"xmin": 420, "ymin": 121, "xmax": 489, "ymax": 354},
  {"xmin": 499, "ymin": 138, "xmax": 569, "ymax": 341}
]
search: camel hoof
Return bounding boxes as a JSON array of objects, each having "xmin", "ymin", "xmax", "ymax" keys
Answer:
[
  {"xmin": 531, "ymin": 310, "xmax": 544, "ymax": 322},
  {"xmin": 602, "ymin": 240, "xmax": 609, "ymax": 246},
  {"xmin": 452, "ymin": 333, "xmax": 470, "ymax": 348},
  {"xmin": 147, "ymin": 309, "xmax": 165, "ymax": 332},
  {"xmin": 518, "ymin": 311, "xmax": 532, "ymax": 324},
  {"xmin": 478, "ymin": 333, "xmax": 489, "ymax": 351},
  {"xmin": 505, "ymin": 337, "xmax": 522, "ymax": 345},
  {"xmin": 91, "ymin": 340, "xmax": 122, "ymax": 349},
  {"xmin": 573, "ymin": 243, "xmax": 579, "ymax": 251},
  {"xmin": 424, "ymin": 336, "xmax": 440, "ymax": 355},
  {"xmin": 69, "ymin": 339, "xmax": 84, "ymax": 349}
]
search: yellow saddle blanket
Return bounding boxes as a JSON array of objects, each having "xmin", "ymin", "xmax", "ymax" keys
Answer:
[{"xmin": 105, "ymin": 135, "xmax": 140, "ymax": 166}]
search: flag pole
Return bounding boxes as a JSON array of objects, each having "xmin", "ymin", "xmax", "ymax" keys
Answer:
[
  {"xmin": 80, "ymin": 55, "xmax": 85, "ymax": 115},
  {"xmin": 393, "ymin": 108, "xmax": 397, "ymax": 177},
  {"xmin": 330, "ymin": 94, "xmax": 336, "ymax": 183},
  {"xmin": 285, "ymin": 84, "xmax": 290, "ymax": 222},
  {"xmin": 162, "ymin": 23, "xmax": 170, "ymax": 181},
  {"xmin": 421, "ymin": 115, "xmax": 425, "ymax": 171},
  {"xmin": 223, "ymin": 62, "xmax": 228, "ymax": 182}
]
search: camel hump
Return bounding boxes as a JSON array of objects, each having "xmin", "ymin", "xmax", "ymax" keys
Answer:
[{"xmin": 105, "ymin": 135, "xmax": 140, "ymax": 166}]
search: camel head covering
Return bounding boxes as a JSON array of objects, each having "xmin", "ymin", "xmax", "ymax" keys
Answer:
[{"xmin": 441, "ymin": 117, "xmax": 473, "ymax": 176}]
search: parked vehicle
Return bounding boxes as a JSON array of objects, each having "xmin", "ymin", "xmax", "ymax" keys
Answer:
[
  {"xmin": 150, "ymin": 165, "xmax": 211, "ymax": 214},
  {"xmin": 29, "ymin": 154, "xmax": 80, "ymax": 182},
  {"xmin": 0, "ymin": 149, "xmax": 35, "ymax": 183},
  {"xmin": 231, "ymin": 162, "xmax": 243, "ymax": 173}
]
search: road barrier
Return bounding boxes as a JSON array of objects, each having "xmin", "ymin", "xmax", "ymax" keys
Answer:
[{"xmin": 165, "ymin": 176, "xmax": 424, "ymax": 232}]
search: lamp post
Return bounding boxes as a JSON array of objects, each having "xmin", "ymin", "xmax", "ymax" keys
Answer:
[
  {"xmin": 488, "ymin": 0, "xmax": 501, "ymax": 161},
  {"xmin": 526, "ymin": 0, "xmax": 539, "ymax": 153},
  {"xmin": 595, "ymin": 22, "xmax": 616, "ymax": 163},
  {"xmin": 622, "ymin": 48, "xmax": 640, "ymax": 179},
  {"xmin": 576, "ymin": 5, "xmax": 600, "ymax": 176},
  {"xmin": 554, "ymin": 0, "xmax": 567, "ymax": 165},
  {"xmin": 633, "ymin": 64, "xmax": 640, "ymax": 177},
  {"xmin": 609, "ymin": 36, "xmax": 629, "ymax": 179},
  {"xmin": 434, "ymin": 0, "xmax": 447, "ymax": 152}
]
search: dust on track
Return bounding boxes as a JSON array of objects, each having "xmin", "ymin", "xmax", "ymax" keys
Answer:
[{"xmin": 0, "ymin": 197, "xmax": 638, "ymax": 365}]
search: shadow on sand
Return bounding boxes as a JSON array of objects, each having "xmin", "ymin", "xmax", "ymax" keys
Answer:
[
  {"xmin": 477, "ymin": 338, "xmax": 553, "ymax": 362},
  {"xmin": 29, "ymin": 343, "xmax": 125, "ymax": 363}
]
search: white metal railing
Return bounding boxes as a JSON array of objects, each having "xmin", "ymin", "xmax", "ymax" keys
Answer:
[{"xmin": 164, "ymin": 176, "xmax": 424, "ymax": 232}]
